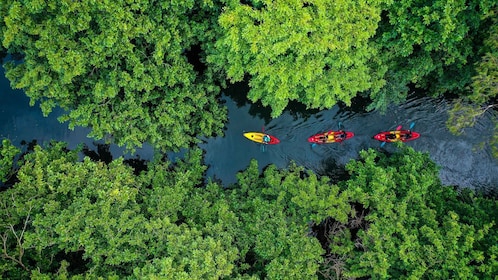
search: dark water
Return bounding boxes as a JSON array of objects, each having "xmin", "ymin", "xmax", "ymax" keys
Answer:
[
  {"xmin": 200, "ymin": 83, "xmax": 498, "ymax": 193},
  {"xmin": 1, "ymin": 68, "xmax": 497, "ymax": 192},
  {"xmin": 0, "ymin": 67, "xmax": 155, "ymax": 161}
]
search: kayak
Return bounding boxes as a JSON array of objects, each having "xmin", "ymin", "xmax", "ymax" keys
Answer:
[
  {"xmin": 307, "ymin": 131, "xmax": 354, "ymax": 144},
  {"xmin": 243, "ymin": 132, "xmax": 280, "ymax": 144},
  {"xmin": 373, "ymin": 130, "xmax": 420, "ymax": 143}
]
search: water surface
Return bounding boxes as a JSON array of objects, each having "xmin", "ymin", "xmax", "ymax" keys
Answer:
[{"xmin": 1, "ymin": 68, "xmax": 496, "ymax": 192}]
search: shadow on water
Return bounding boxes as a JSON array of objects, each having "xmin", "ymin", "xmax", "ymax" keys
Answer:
[
  {"xmin": 82, "ymin": 143, "xmax": 148, "ymax": 175},
  {"xmin": 315, "ymin": 156, "xmax": 350, "ymax": 184},
  {"xmin": 82, "ymin": 142, "xmax": 113, "ymax": 164},
  {"xmin": 223, "ymin": 80, "xmax": 320, "ymax": 124}
]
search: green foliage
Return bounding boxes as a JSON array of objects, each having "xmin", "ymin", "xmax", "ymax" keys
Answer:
[
  {"xmin": 2, "ymin": 142, "xmax": 497, "ymax": 279},
  {"xmin": 331, "ymin": 147, "xmax": 498, "ymax": 279},
  {"xmin": 209, "ymin": 0, "xmax": 386, "ymax": 117},
  {"xmin": 0, "ymin": 143, "xmax": 239, "ymax": 279},
  {"xmin": 1, "ymin": 141, "xmax": 356, "ymax": 279},
  {"xmin": 1, "ymin": 0, "xmax": 226, "ymax": 152},
  {"xmin": 222, "ymin": 159, "xmax": 352, "ymax": 279},
  {"xmin": 446, "ymin": 100, "xmax": 490, "ymax": 135},
  {"xmin": 0, "ymin": 139, "xmax": 20, "ymax": 184},
  {"xmin": 446, "ymin": 17, "xmax": 498, "ymax": 157},
  {"xmin": 469, "ymin": 12, "xmax": 498, "ymax": 105},
  {"xmin": 368, "ymin": 0, "xmax": 498, "ymax": 111}
]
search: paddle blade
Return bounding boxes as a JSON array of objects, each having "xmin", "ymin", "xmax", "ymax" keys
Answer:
[
  {"xmin": 396, "ymin": 125, "xmax": 402, "ymax": 130},
  {"xmin": 409, "ymin": 122, "xmax": 415, "ymax": 129},
  {"xmin": 311, "ymin": 143, "xmax": 317, "ymax": 148},
  {"xmin": 380, "ymin": 141, "xmax": 386, "ymax": 148},
  {"xmin": 338, "ymin": 121, "xmax": 343, "ymax": 130}
]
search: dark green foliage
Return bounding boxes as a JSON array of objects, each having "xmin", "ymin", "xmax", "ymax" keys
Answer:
[
  {"xmin": 446, "ymin": 17, "xmax": 498, "ymax": 157},
  {"xmin": 0, "ymin": 142, "xmax": 348, "ymax": 279},
  {"xmin": 368, "ymin": 0, "xmax": 497, "ymax": 111},
  {"xmin": 224, "ymin": 160, "xmax": 352, "ymax": 278},
  {"xmin": 1, "ymin": 143, "xmax": 497, "ymax": 279}
]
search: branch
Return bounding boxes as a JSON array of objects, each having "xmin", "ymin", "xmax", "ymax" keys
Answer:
[
  {"xmin": 481, "ymin": 103, "xmax": 498, "ymax": 113},
  {"xmin": 0, "ymin": 205, "xmax": 33, "ymax": 272}
]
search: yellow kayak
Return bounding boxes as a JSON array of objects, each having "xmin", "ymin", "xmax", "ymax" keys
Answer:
[{"xmin": 243, "ymin": 132, "xmax": 280, "ymax": 144}]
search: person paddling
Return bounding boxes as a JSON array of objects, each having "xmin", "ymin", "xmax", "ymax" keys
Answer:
[{"xmin": 263, "ymin": 134, "xmax": 271, "ymax": 144}]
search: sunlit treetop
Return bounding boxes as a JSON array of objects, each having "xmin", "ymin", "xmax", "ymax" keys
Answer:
[
  {"xmin": 1, "ymin": 0, "xmax": 226, "ymax": 151},
  {"xmin": 208, "ymin": 0, "xmax": 387, "ymax": 117}
]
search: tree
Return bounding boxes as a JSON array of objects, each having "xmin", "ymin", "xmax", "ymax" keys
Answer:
[
  {"xmin": 447, "ymin": 15, "xmax": 498, "ymax": 157},
  {"xmin": 220, "ymin": 160, "xmax": 352, "ymax": 278},
  {"xmin": 0, "ymin": 141, "xmax": 354, "ymax": 279},
  {"xmin": 1, "ymin": 0, "xmax": 226, "ymax": 152},
  {"xmin": 0, "ymin": 139, "xmax": 19, "ymax": 185},
  {"xmin": 368, "ymin": 0, "xmax": 498, "ymax": 111},
  {"xmin": 0, "ymin": 142, "xmax": 240, "ymax": 279},
  {"xmin": 327, "ymin": 146, "xmax": 498, "ymax": 279},
  {"xmin": 208, "ymin": 0, "xmax": 386, "ymax": 117}
]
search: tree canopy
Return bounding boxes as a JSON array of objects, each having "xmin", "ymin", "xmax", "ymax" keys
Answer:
[
  {"xmin": 446, "ymin": 14, "xmax": 498, "ymax": 157},
  {"xmin": 208, "ymin": 0, "xmax": 386, "ymax": 117},
  {"xmin": 1, "ymin": 0, "xmax": 226, "ymax": 151},
  {"xmin": 329, "ymin": 146, "xmax": 498, "ymax": 279},
  {"xmin": 367, "ymin": 0, "xmax": 497, "ymax": 111},
  {"xmin": 1, "ymin": 142, "xmax": 497, "ymax": 279}
]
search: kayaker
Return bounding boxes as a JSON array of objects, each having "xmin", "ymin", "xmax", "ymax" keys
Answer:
[
  {"xmin": 386, "ymin": 133, "xmax": 397, "ymax": 140},
  {"xmin": 401, "ymin": 130, "xmax": 412, "ymax": 140},
  {"xmin": 263, "ymin": 134, "xmax": 271, "ymax": 144},
  {"xmin": 336, "ymin": 130, "xmax": 347, "ymax": 140},
  {"xmin": 320, "ymin": 132, "xmax": 329, "ymax": 143}
]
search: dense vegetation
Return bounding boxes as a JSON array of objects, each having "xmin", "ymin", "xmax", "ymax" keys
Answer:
[
  {"xmin": 1, "ymin": 0, "xmax": 496, "ymax": 150},
  {"xmin": 0, "ymin": 141, "xmax": 496, "ymax": 278},
  {"xmin": 1, "ymin": 0, "xmax": 227, "ymax": 151},
  {"xmin": 1, "ymin": 0, "xmax": 497, "ymax": 278}
]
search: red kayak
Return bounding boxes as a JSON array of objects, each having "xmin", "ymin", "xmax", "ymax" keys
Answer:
[
  {"xmin": 308, "ymin": 130, "xmax": 354, "ymax": 144},
  {"xmin": 373, "ymin": 130, "xmax": 420, "ymax": 143}
]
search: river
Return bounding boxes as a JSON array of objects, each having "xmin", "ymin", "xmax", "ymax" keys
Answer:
[{"xmin": 1, "ymin": 68, "xmax": 497, "ymax": 193}]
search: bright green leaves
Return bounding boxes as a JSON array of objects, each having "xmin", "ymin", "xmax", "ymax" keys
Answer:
[
  {"xmin": 1, "ymin": 0, "xmax": 226, "ymax": 152},
  {"xmin": 0, "ymin": 143, "xmax": 240, "ymax": 278},
  {"xmin": 229, "ymin": 159, "xmax": 351, "ymax": 278},
  {"xmin": 336, "ymin": 147, "xmax": 498, "ymax": 279},
  {"xmin": 210, "ymin": 0, "xmax": 385, "ymax": 117},
  {"xmin": 0, "ymin": 139, "xmax": 19, "ymax": 184},
  {"xmin": 10, "ymin": 143, "xmax": 145, "ymax": 272}
]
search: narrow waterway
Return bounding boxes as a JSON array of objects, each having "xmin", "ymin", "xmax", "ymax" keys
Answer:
[
  {"xmin": 1, "ymin": 69, "xmax": 497, "ymax": 193},
  {"xmin": 200, "ymin": 83, "xmax": 498, "ymax": 193}
]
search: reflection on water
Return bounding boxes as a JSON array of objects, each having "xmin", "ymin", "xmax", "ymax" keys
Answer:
[{"xmin": 1, "ymin": 67, "xmax": 497, "ymax": 194}]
